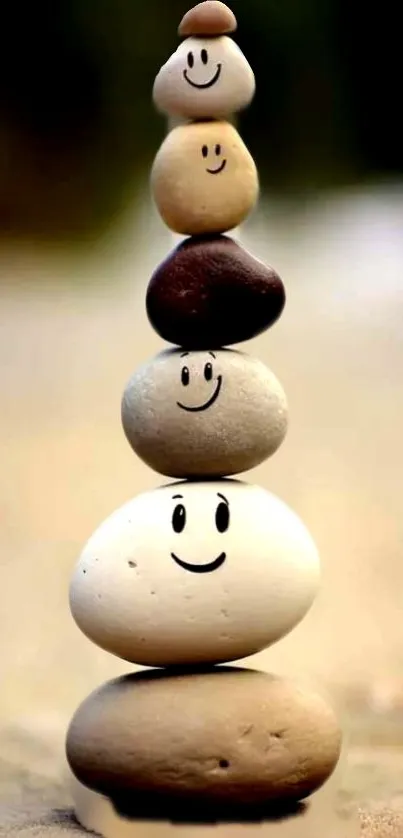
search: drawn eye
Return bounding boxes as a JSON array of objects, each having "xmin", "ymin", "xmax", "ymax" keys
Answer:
[
  {"xmin": 181, "ymin": 366, "xmax": 190, "ymax": 386},
  {"xmin": 215, "ymin": 144, "xmax": 221, "ymax": 156},
  {"xmin": 201, "ymin": 48, "xmax": 208, "ymax": 65},
  {"xmin": 204, "ymin": 362, "xmax": 213, "ymax": 382},
  {"xmin": 216, "ymin": 502, "xmax": 230, "ymax": 533},
  {"xmin": 172, "ymin": 504, "xmax": 186, "ymax": 534},
  {"xmin": 187, "ymin": 52, "xmax": 194, "ymax": 68},
  {"xmin": 202, "ymin": 145, "xmax": 209, "ymax": 158}
]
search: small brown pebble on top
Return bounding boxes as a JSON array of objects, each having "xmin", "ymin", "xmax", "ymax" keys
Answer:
[{"xmin": 179, "ymin": 2, "xmax": 237, "ymax": 37}]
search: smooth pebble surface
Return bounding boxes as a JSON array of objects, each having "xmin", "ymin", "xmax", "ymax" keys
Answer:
[
  {"xmin": 121, "ymin": 349, "xmax": 288, "ymax": 478},
  {"xmin": 151, "ymin": 122, "xmax": 258, "ymax": 235},
  {"xmin": 178, "ymin": 1, "xmax": 237, "ymax": 37},
  {"xmin": 67, "ymin": 668, "xmax": 341, "ymax": 805},
  {"xmin": 153, "ymin": 36, "xmax": 255, "ymax": 120},
  {"xmin": 69, "ymin": 481, "xmax": 320, "ymax": 667},
  {"xmin": 146, "ymin": 235, "xmax": 286, "ymax": 349}
]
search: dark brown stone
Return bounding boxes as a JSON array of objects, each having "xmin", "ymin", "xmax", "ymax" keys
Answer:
[{"xmin": 146, "ymin": 235, "xmax": 286, "ymax": 349}]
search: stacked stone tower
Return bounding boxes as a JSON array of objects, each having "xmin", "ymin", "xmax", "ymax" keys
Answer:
[{"xmin": 66, "ymin": 4, "xmax": 342, "ymax": 835}]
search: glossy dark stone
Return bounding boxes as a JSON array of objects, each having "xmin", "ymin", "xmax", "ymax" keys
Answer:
[{"xmin": 146, "ymin": 235, "xmax": 286, "ymax": 349}]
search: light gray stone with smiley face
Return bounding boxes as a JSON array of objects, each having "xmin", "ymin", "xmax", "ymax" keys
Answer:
[
  {"xmin": 153, "ymin": 35, "xmax": 255, "ymax": 120},
  {"xmin": 69, "ymin": 480, "xmax": 320, "ymax": 667},
  {"xmin": 121, "ymin": 349, "xmax": 288, "ymax": 478}
]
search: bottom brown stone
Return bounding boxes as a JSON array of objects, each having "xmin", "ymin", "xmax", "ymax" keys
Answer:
[{"xmin": 67, "ymin": 667, "xmax": 342, "ymax": 807}]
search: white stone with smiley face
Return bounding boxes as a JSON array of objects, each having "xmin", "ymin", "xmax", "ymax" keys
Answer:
[
  {"xmin": 153, "ymin": 36, "xmax": 255, "ymax": 120},
  {"xmin": 121, "ymin": 348, "xmax": 288, "ymax": 478},
  {"xmin": 151, "ymin": 121, "xmax": 258, "ymax": 235},
  {"xmin": 69, "ymin": 480, "xmax": 320, "ymax": 667}
]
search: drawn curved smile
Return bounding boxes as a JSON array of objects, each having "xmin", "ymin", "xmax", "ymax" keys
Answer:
[
  {"xmin": 171, "ymin": 552, "xmax": 226, "ymax": 574},
  {"xmin": 177, "ymin": 376, "xmax": 222, "ymax": 412},
  {"xmin": 183, "ymin": 64, "xmax": 222, "ymax": 89},
  {"xmin": 206, "ymin": 160, "xmax": 227, "ymax": 175}
]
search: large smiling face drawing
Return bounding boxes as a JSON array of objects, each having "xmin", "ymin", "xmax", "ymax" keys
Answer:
[
  {"xmin": 69, "ymin": 481, "xmax": 321, "ymax": 668},
  {"xmin": 121, "ymin": 348, "xmax": 289, "ymax": 478},
  {"xmin": 153, "ymin": 36, "xmax": 256, "ymax": 120},
  {"xmin": 170, "ymin": 488, "xmax": 230, "ymax": 573},
  {"xmin": 183, "ymin": 45, "xmax": 222, "ymax": 90}
]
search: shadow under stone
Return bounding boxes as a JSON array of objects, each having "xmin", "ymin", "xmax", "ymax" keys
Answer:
[{"xmin": 112, "ymin": 794, "xmax": 307, "ymax": 826}]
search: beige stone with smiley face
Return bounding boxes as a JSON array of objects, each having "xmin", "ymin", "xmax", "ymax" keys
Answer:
[
  {"xmin": 151, "ymin": 122, "xmax": 259, "ymax": 235},
  {"xmin": 153, "ymin": 36, "xmax": 255, "ymax": 120},
  {"xmin": 69, "ymin": 480, "xmax": 320, "ymax": 667},
  {"xmin": 121, "ymin": 348, "xmax": 288, "ymax": 478}
]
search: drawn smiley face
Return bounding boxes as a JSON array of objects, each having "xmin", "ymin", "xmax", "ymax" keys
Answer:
[
  {"xmin": 171, "ymin": 489, "xmax": 230, "ymax": 574},
  {"xmin": 153, "ymin": 36, "xmax": 256, "ymax": 121},
  {"xmin": 183, "ymin": 46, "xmax": 222, "ymax": 90},
  {"xmin": 177, "ymin": 352, "xmax": 222, "ymax": 412},
  {"xmin": 201, "ymin": 143, "xmax": 227, "ymax": 175}
]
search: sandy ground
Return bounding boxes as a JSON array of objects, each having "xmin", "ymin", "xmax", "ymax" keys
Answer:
[{"xmin": 1, "ymin": 185, "xmax": 403, "ymax": 832}]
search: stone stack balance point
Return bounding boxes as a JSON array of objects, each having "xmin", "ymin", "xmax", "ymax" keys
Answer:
[{"xmin": 66, "ymin": 4, "xmax": 342, "ymax": 835}]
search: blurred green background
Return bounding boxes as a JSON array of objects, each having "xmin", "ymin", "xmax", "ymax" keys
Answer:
[{"xmin": 1, "ymin": 0, "xmax": 401, "ymax": 243}]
